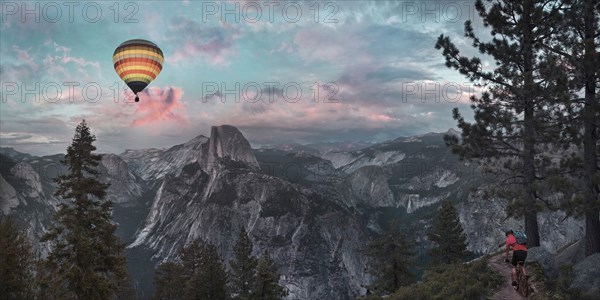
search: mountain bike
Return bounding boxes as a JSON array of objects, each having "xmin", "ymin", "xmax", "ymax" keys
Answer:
[{"xmin": 514, "ymin": 260, "xmax": 529, "ymax": 297}]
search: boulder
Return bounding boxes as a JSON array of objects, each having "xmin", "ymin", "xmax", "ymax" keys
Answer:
[
  {"xmin": 570, "ymin": 253, "xmax": 600, "ymax": 297},
  {"xmin": 526, "ymin": 247, "xmax": 557, "ymax": 277}
]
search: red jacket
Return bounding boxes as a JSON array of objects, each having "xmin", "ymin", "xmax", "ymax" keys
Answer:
[{"xmin": 506, "ymin": 234, "xmax": 527, "ymax": 251}]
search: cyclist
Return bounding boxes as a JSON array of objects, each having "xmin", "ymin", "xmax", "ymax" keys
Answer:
[{"xmin": 504, "ymin": 230, "xmax": 527, "ymax": 288}]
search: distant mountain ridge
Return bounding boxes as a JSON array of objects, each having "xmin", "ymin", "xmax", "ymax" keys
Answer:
[{"xmin": 0, "ymin": 126, "xmax": 584, "ymax": 299}]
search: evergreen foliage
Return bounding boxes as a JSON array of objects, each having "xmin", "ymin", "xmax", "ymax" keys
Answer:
[
  {"xmin": 153, "ymin": 240, "xmax": 229, "ymax": 300},
  {"xmin": 230, "ymin": 228, "xmax": 258, "ymax": 300},
  {"xmin": 541, "ymin": 0, "xmax": 600, "ymax": 256},
  {"xmin": 436, "ymin": 0, "xmax": 570, "ymax": 247},
  {"xmin": 153, "ymin": 262, "xmax": 185, "ymax": 300},
  {"xmin": 427, "ymin": 200, "xmax": 469, "ymax": 265},
  {"xmin": 250, "ymin": 249, "xmax": 288, "ymax": 300},
  {"xmin": 185, "ymin": 242, "xmax": 229, "ymax": 300},
  {"xmin": 0, "ymin": 218, "xmax": 35, "ymax": 300},
  {"xmin": 40, "ymin": 120, "xmax": 129, "ymax": 300},
  {"xmin": 364, "ymin": 219, "xmax": 415, "ymax": 295},
  {"xmin": 391, "ymin": 259, "xmax": 503, "ymax": 300}
]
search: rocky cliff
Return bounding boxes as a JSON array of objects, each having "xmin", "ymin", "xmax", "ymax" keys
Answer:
[
  {"xmin": 205, "ymin": 125, "xmax": 260, "ymax": 172},
  {"xmin": 0, "ymin": 127, "xmax": 589, "ymax": 299},
  {"xmin": 129, "ymin": 126, "xmax": 370, "ymax": 299},
  {"xmin": 344, "ymin": 165, "xmax": 395, "ymax": 207}
]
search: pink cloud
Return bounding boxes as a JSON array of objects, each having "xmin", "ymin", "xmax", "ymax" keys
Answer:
[
  {"xmin": 12, "ymin": 45, "xmax": 38, "ymax": 72},
  {"xmin": 131, "ymin": 87, "xmax": 188, "ymax": 127}
]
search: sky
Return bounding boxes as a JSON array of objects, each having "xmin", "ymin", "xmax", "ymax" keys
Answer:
[{"xmin": 0, "ymin": 0, "xmax": 492, "ymax": 155}]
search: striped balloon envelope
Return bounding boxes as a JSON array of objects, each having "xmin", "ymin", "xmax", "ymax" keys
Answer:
[{"xmin": 113, "ymin": 39, "xmax": 164, "ymax": 102}]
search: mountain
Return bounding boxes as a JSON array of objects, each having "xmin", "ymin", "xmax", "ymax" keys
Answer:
[
  {"xmin": 261, "ymin": 141, "xmax": 374, "ymax": 156},
  {"xmin": 127, "ymin": 126, "xmax": 371, "ymax": 299},
  {"xmin": 204, "ymin": 125, "xmax": 260, "ymax": 172},
  {"xmin": 0, "ymin": 126, "xmax": 586, "ymax": 299},
  {"xmin": 259, "ymin": 143, "xmax": 321, "ymax": 156},
  {"xmin": 0, "ymin": 151, "xmax": 151, "ymax": 254},
  {"xmin": 0, "ymin": 147, "xmax": 35, "ymax": 162},
  {"xmin": 120, "ymin": 134, "xmax": 209, "ymax": 182}
]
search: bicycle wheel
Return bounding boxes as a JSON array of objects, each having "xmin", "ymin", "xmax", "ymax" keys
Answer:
[{"xmin": 518, "ymin": 265, "xmax": 529, "ymax": 297}]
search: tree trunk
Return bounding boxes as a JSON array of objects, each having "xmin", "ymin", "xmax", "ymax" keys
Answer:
[
  {"xmin": 522, "ymin": 0, "xmax": 540, "ymax": 247},
  {"xmin": 583, "ymin": 0, "xmax": 600, "ymax": 256}
]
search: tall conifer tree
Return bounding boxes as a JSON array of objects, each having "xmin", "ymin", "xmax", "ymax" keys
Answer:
[
  {"xmin": 427, "ymin": 200, "xmax": 469, "ymax": 265},
  {"xmin": 250, "ymin": 249, "xmax": 288, "ymax": 300},
  {"xmin": 230, "ymin": 228, "xmax": 258, "ymax": 300},
  {"xmin": 41, "ymin": 120, "xmax": 129, "ymax": 299},
  {"xmin": 364, "ymin": 219, "xmax": 414, "ymax": 295},
  {"xmin": 185, "ymin": 243, "xmax": 229, "ymax": 300},
  {"xmin": 0, "ymin": 218, "xmax": 35, "ymax": 299},
  {"xmin": 437, "ymin": 0, "xmax": 567, "ymax": 247},
  {"xmin": 542, "ymin": 0, "xmax": 600, "ymax": 257}
]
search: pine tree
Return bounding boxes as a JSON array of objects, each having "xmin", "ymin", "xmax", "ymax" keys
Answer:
[
  {"xmin": 154, "ymin": 240, "xmax": 229, "ymax": 300},
  {"xmin": 250, "ymin": 249, "xmax": 288, "ymax": 300},
  {"xmin": 189, "ymin": 243, "xmax": 229, "ymax": 300},
  {"xmin": 0, "ymin": 218, "xmax": 35, "ymax": 299},
  {"xmin": 153, "ymin": 262, "xmax": 185, "ymax": 300},
  {"xmin": 364, "ymin": 219, "xmax": 414, "ymax": 295},
  {"xmin": 230, "ymin": 228, "xmax": 258, "ymax": 300},
  {"xmin": 41, "ymin": 120, "xmax": 129, "ymax": 299},
  {"xmin": 427, "ymin": 200, "xmax": 469, "ymax": 265},
  {"xmin": 437, "ymin": 0, "xmax": 568, "ymax": 247},
  {"xmin": 177, "ymin": 240, "xmax": 229, "ymax": 300},
  {"xmin": 179, "ymin": 240, "xmax": 204, "ymax": 285},
  {"xmin": 576, "ymin": 0, "xmax": 600, "ymax": 257},
  {"xmin": 542, "ymin": 0, "xmax": 600, "ymax": 257}
]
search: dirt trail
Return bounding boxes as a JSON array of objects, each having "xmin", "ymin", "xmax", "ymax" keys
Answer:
[{"xmin": 488, "ymin": 254, "xmax": 527, "ymax": 300}]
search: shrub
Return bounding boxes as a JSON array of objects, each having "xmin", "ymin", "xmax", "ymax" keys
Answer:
[{"xmin": 391, "ymin": 259, "xmax": 503, "ymax": 300}]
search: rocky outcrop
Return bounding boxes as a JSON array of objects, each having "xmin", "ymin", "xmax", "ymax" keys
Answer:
[
  {"xmin": 120, "ymin": 135, "xmax": 209, "ymax": 182},
  {"xmin": 204, "ymin": 125, "xmax": 260, "ymax": 172},
  {"xmin": 400, "ymin": 169, "xmax": 459, "ymax": 190},
  {"xmin": 345, "ymin": 166, "xmax": 395, "ymax": 207},
  {"xmin": 129, "ymin": 161, "xmax": 370, "ymax": 299},
  {"xmin": 10, "ymin": 162, "xmax": 43, "ymax": 198},
  {"xmin": 527, "ymin": 247, "xmax": 558, "ymax": 277},
  {"xmin": 571, "ymin": 253, "xmax": 600, "ymax": 297},
  {"xmin": 129, "ymin": 127, "xmax": 370, "ymax": 299},
  {"xmin": 0, "ymin": 174, "xmax": 20, "ymax": 214},
  {"xmin": 323, "ymin": 150, "xmax": 405, "ymax": 174},
  {"xmin": 2, "ymin": 128, "xmax": 593, "ymax": 298},
  {"xmin": 0, "ymin": 152, "xmax": 149, "ymax": 256},
  {"xmin": 458, "ymin": 190, "xmax": 584, "ymax": 254},
  {"xmin": 405, "ymin": 194, "xmax": 446, "ymax": 213},
  {"xmin": 527, "ymin": 243, "xmax": 600, "ymax": 298},
  {"xmin": 99, "ymin": 154, "xmax": 144, "ymax": 205}
]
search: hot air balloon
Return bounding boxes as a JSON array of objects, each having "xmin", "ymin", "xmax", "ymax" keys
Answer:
[{"xmin": 113, "ymin": 39, "xmax": 164, "ymax": 102}]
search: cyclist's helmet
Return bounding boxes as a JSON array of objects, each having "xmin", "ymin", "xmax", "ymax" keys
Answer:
[{"xmin": 505, "ymin": 230, "xmax": 514, "ymax": 236}]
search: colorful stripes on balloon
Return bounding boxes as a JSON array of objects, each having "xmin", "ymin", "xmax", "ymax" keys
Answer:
[{"xmin": 113, "ymin": 39, "xmax": 164, "ymax": 94}]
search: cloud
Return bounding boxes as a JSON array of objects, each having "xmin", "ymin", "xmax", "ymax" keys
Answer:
[
  {"xmin": 131, "ymin": 87, "xmax": 188, "ymax": 127},
  {"xmin": 42, "ymin": 41, "xmax": 102, "ymax": 82},
  {"xmin": 12, "ymin": 45, "xmax": 38, "ymax": 71},
  {"xmin": 293, "ymin": 26, "xmax": 370, "ymax": 66},
  {"xmin": 0, "ymin": 117, "xmax": 73, "ymax": 154},
  {"xmin": 166, "ymin": 18, "xmax": 242, "ymax": 66},
  {"xmin": 0, "ymin": 0, "xmax": 486, "ymax": 155}
]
